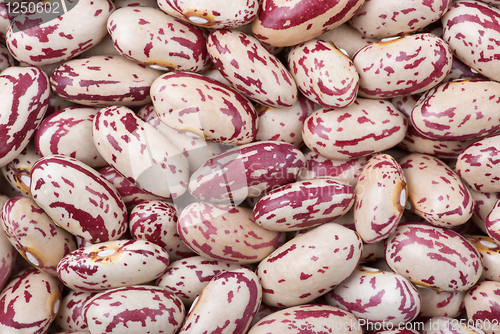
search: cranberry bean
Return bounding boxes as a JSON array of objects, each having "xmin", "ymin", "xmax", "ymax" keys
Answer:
[
  {"xmin": 156, "ymin": 255, "xmax": 247, "ymax": 306},
  {"xmin": 385, "ymin": 222, "xmax": 482, "ymax": 292},
  {"xmin": 178, "ymin": 202, "xmax": 284, "ymax": 264},
  {"xmin": 2, "ymin": 196, "xmax": 77, "ymax": 276},
  {"xmin": 444, "ymin": 57, "xmax": 489, "ymax": 82},
  {"xmin": 257, "ymin": 222, "xmax": 362, "ymax": 307},
  {"xmin": 287, "ymin": 38, "xmax": 359, "ymax": 108},
  {"xmin": 157, "ymin": 0, "xmax": 259, "ymax": 28},
  {"xmin": 151, "ymin": 71, "xmax": 258, "ymax": 144},
  {"xmin": 5, "ymin": 0, "xmax": 114, "ymax": 66},
  {"xmin": 466, "ymin": 235, "xmax": 500, "ymax": 282},
  {"xmin": 0, "ymin": 195, "xmax": 16, "ymax": 292},
  {"xmin": 253, "ymin": 178, "xmax": 355, "ymax": 231},
  {"xmin": 34, "ymin": 106, "xmax": 107, "ymax": 168},
  {"xmin": 326, "ymin": 266, "xmax": 421, "ymax": 325},
  {"xmin": 50, "ymin": 55, "xmax": 162, "ymax": 107},
  {"xmin": 0, "ymin": 268, "xmax": 63, "ymax": 333},
  {"xmin": 352, "ymin": 33, "xmax": 453, "ymax": 98},
  {"xmin": 57, "ymin": 239, "xmax": 170, "ymax": 291},
  {"xmin": 251, "ymin": 0, "xmax": 365, "ymax": 47},
  {"xmin": 84, "ymin": 285, "xmax": 185, "ymax": 334},
  {"xmin": 349, "ymin": 0, "xmax": 452, "ymax": 38},
  {"xmin": 354, "ymin": 154, "xmax": 407, "ymax": 243},
  {"xmin": 30, "ymin": 155, "xmax": 128, "ymax": 243},
  {"xmin": 303, "ymin": 98, "xmax": 408, "ymax": 160},
  {"xmin": 206, "ymin": 29, "xmax": 298, "ymax": 108},
  {"xmin": 412, "ymin": 80, "xmax": 500, "ymax": 141},
  {"xmin": 415, "ymin": 285, "xmax": 465, "ymax": 320},
  {"xmin": 0, "ymin": 66, "xmax": 50, "ymax": 167},
  {"xmin": 178, "ymin": 268, "xmax": 261, "ymax": 334},
  {"xmin": 399, "ymin": 153, "xmax": 473, "ymax": 227},
  {"xmin": 107, "ymin": 7, "xmax": 211, "ymax": 72},
  {"xmin": 387, "ymin": 94, "xmax": 420, "ymax": 119},
  {"xmin": 485, "ymin": 200, "xmax": 500, "ymax": 244},
  {"xmin": 54, "ymin": 290, "xmax": 98, "ymax": 332},
  {"xmin": 129, "ymin": 200, "xmax": 195, "ymax": 261},
  {"xmin": 464, "ymin": 281, "xmax": 500, "ymax": 334},
  {"xmin": 470, "ymin": 190, "xmax": 500, "ymax": 233},
  {"xmin": 92, "ymin": 105, "xmax": 189, "ymax": 199},
  {"xmin": 248, "ymin": 304, "xmax": 362, "ymax": 334},
  {"xmin": 442, "ymin": 0, "xmax": 500, "ymax": 81},
  {"xmin": 1, "ymin": 141, "xmax": 40, "ymax": 196}
]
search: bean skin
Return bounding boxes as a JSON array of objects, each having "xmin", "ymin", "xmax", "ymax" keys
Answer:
[
  {"xmin": 0, "ymin": 141, "xmax": 40, "ymax": 197},
  {"xmin": 464, "ymin": 280, "xmax": 500, "ymax": 334},
  {"xmin": 54, "ymin": 290, "xmax": 98, "ymax": 332}
]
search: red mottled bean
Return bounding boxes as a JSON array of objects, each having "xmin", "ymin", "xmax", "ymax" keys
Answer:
[
  {"xmin": 415, "ymin": 285, "xmax": 465, "ymax": 320},
  {"xmin": 84, "ymin": 285, "xmax": 185, "ymax": 334},
  {"xmin": 254, "ymin": 178, "xmax": 355, "ymax": 231},
  {"xmin": 257, "ymin": 222, "xmax": 362, "ymax": 307},
  {"xmin": 107, "ymin": 7, "xmax": 211, "ymax": 72},
  {"xmin": 30, "ymin": 155, "xmax": 128, "ymax": 243},
  {"xmin": 385, "ymin": 222, "xmax": 483, "ymax": 292},
  {"xmin": 0, "ymin": 195, "xmax": 16, "ymax": 292},
  {"xmin": 178, "ymin": 268, "xmax": 261, "ymax": 334},
  {"xmin": 178, "ymin": 202, "xmax": 284, "ymax": 264},
  {"xmin": 206, "ymin": 29, "xmax": 298, "ymax": 108},
  {"xmin": 470, "ymin": 190, "xmax": 500, "ymax": 233},
  {"xmin": 57, "ymin": 239, "xmax": 170, "ymax": 291},
  {"xmin": 303, "ymin": 98, "xmax": 408, "ymax": 160},
  {"xmin": 1, "ymin": 141, "xmax": 40, "ymax": 196},
  {"xmin": 151, "ymin": 71, "xmax": 258, "ymax": 144},
  {"xmin": 0, "ymin": 66, "xmax": 50, "ymax": 168},
  {"xmin": 54, "ymin": 290, "xmax": 98, "ymax": 332},
  {"xmin": 50, "ymin": 55, "xmax": 162, "ymax": 107},
  {"xmin": 251, "ymin": 0, "xmax": 365, "ymax": 47},
  {"xmin": 352, "ymin": 33, "xmax": 453, "ymax": 98},
  {"xmin": 157, "ymin": 0, "xmax": 259, "ymax": 28},
  {"xmin": 464, "ymin": 281, "xmax": 500, "ymax": 334},
  {"xmin": 466, "ymin": 235, "xmax": 500, "ymax": 282}
]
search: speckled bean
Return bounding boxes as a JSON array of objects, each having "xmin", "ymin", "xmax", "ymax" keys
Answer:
[
  {"xmin": 92, "ymin": 105, "xmax": 189, "ymax": 199},
  {"xmin": 178, "ymin": 268, "xmax": 261, "ymax": 334},
  {"xmin": 470, "ymin": 190, "xmax": 500, "ymax": 233},
  {"xmin": 1, "ymin": 141, "xmax": 40, "ymax": 196},
  {"xmin": 151, "ymin": 71, "xmax": 258, "ymax": 144},
  {"xmin": 287, "ymin": 38, "xmax": 359, "ymax": 108},
  {"xmin": 107, "ymin": 6, "xmax": 211, "ymax": 72},
  {"xmin": 253, "ymin": 178, "xmax": 355, "ymax": 231},
  {"xmin": 0, "ymin": 195, "xmax": 15, "ymax": 292},
  {"xmin": 326, "ymin": 266, "xmax": 421, "ymax": 325},
  {"xmin": 303, "ymin": 98, "xmax": 408, "ymax": 160},
  {"xmin": 399, "ymin": 153, "xmax": 473, "ymax": 227},
  {"xmin": 415, "ymin": 285, "xmax": 465, "ymax": 320},
  {"xmin": 466, "ymin": 235, "xmax": 500, "ymax": 282},
  {"xmin": 178, "ymin": 202, "xmax": 284, "ymax": 264},
  {"xmin": 206, "ymin": 29, "xmax": 298, "ymax": 108},
  {"xmin": 352, "ymin": 33, "xmax": 453, "ymax": 98},
  {"xmin": 84, "ymin": 285, "xmax": 185, "ymax": 334},
  {"xmin": 464, "ymin": 280, "xmax": 500, "ymax": 334},
  {"xmin": 0, "ymin": 66, "xmax": 50, "ymax": 167},
  {"xmin": 50, "ymin": 55, "xmax": 161, "ymax": 106},
  {"xmin": 54, "ymin": 290, "xmax": 98, "ymax": 332},
  {"xmin": 385, "ymin": 222, "xmax": 482, "ymax": 291},
  {"xmin": 156, "ymin": 255, "xmax": 246, "ymax": 306},
  {"xmin": 57, "ymin": 239, "xmax": 170, "ymax": 291},
  {"xmin": 257, "ymin": 222, "xmax": 362, "ymax": 307},
  {"xmin": 30, "ymin": 155, "xmax": 128, "ymax": 243}
]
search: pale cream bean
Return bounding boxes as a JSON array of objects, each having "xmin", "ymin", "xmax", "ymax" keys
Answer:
[
  {"xmin": 303, "ymin": 98, "xmax": 408, "ymax": 160},
  {"xmin": 400, "ymin": 153, "xmax": 473, "ymax": 227},
  {"xmin": 464, "ymin": 281, "xmax": 500, "ymax": 334},
  {"xmin": 248, "ymin": 304, "xmax": 362, "ymax": 334},
  {"xmin": 415, "ymin": 285, "xmax": 465, "ymax": 319},
  {"xmin": 54, "ymin": 290, "xmax": 98, "ymax": 332},
  {"xmin": 206, "ymin": 29, "xmax": 298, "ymax": 108},
  {"xmin": 349, "ymin": 0, "xmax": 452, "ymax": 38},
  {"xmin": 0, "ymin": 194, "xmax": 16, "ymax": 292},
  {"xmin": 50, "ymin": 55, "xmax": 162, "ymax": 107},
  {"xmin": 2, "ymin": 196, "xmax": 77, "ymax": 276},
  {"xmin": 156, "ymin": 255, "xmax": 246, "ymax": 306},
  {"xmin": 287, "ymin": 39, "xmax": 359, "ymax": 108},
  {"xmin": 79, "ymin": 34, "xmax": 121, "ymax": 58},
  {"xmin": 6, "ymin": 0, "xmax": 114, "ymax": 66},
  {"xmin": 35, "ymin": 106, "xmax": 107, "ymax": 168},
  {"xmin": 251, "ymin": 0, "xmax": 365, "ymax": 47},
  {"xmin": 257, "ymin": 222, "xmax": 362, "ymax": 307},
  {"xmin": 108, "ymin": 7, "xmax": 211, "ymax": 72},
  {"xmin": 412, "ymin": 80, "xmax": 500, "ymax": 141},
  {"xmin": 178, "ymin": 203, "xmax": 285, "ymax": 264},
  {"xmin": 178, "ymin": 268, "xmax": 261, "ymax": 334},
  {"xmin": 93, "ymin": 105, "xmax": 189, "ymax": 200},
  {"xmin": 30, "ymin": 155, "xmax": 128, "ymax": 243},
  {"xmin": 385, "ymin": 222, "xmax": 482, "ymax": 292},
  {"xmin": 470, "ymin": 190, "xmax": 500, "ymax": 233},
  {"xmin": 466, "ymin": 235, "xmax": 500, "ymax": 282},
  {"xmin": 151, "ymin": 71, "xmax": 258, "ymax": 144},
  {"xmin": 317, "ymin": 23, "xmax": 378, "ymax": 58},
  {"xmin": 57, "ymin": 239, "xmax": 170, "ymax": 291},
  {"xmin": 326, "ymin": 266, "xmax": 421, "ymax": 325},
  {"xmin": 0, "ymin": 268, "xmax": 63, "ymax": 333},
  {"xmin": 354, "ymin": 154, "xmax": 407, "ymax": 243},
  {"xmin": 353, "ymin": 33, "xmax": 453, "ymax": 98},
  {"xmin": 157, "ymin": 0, "xmax": 258, "ymax": 28},
  {"xmin": 84, "ymin": 285, "xmax": 185, "ymax": 334},
  {"xmin": 1, "ymin": 141, "xmax": 40, "ymax": 196}
]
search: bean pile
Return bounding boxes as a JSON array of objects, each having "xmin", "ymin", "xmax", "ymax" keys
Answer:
[{"xmin": 1, "ymin": 0, "xmax": 500, "ymax": 333}]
